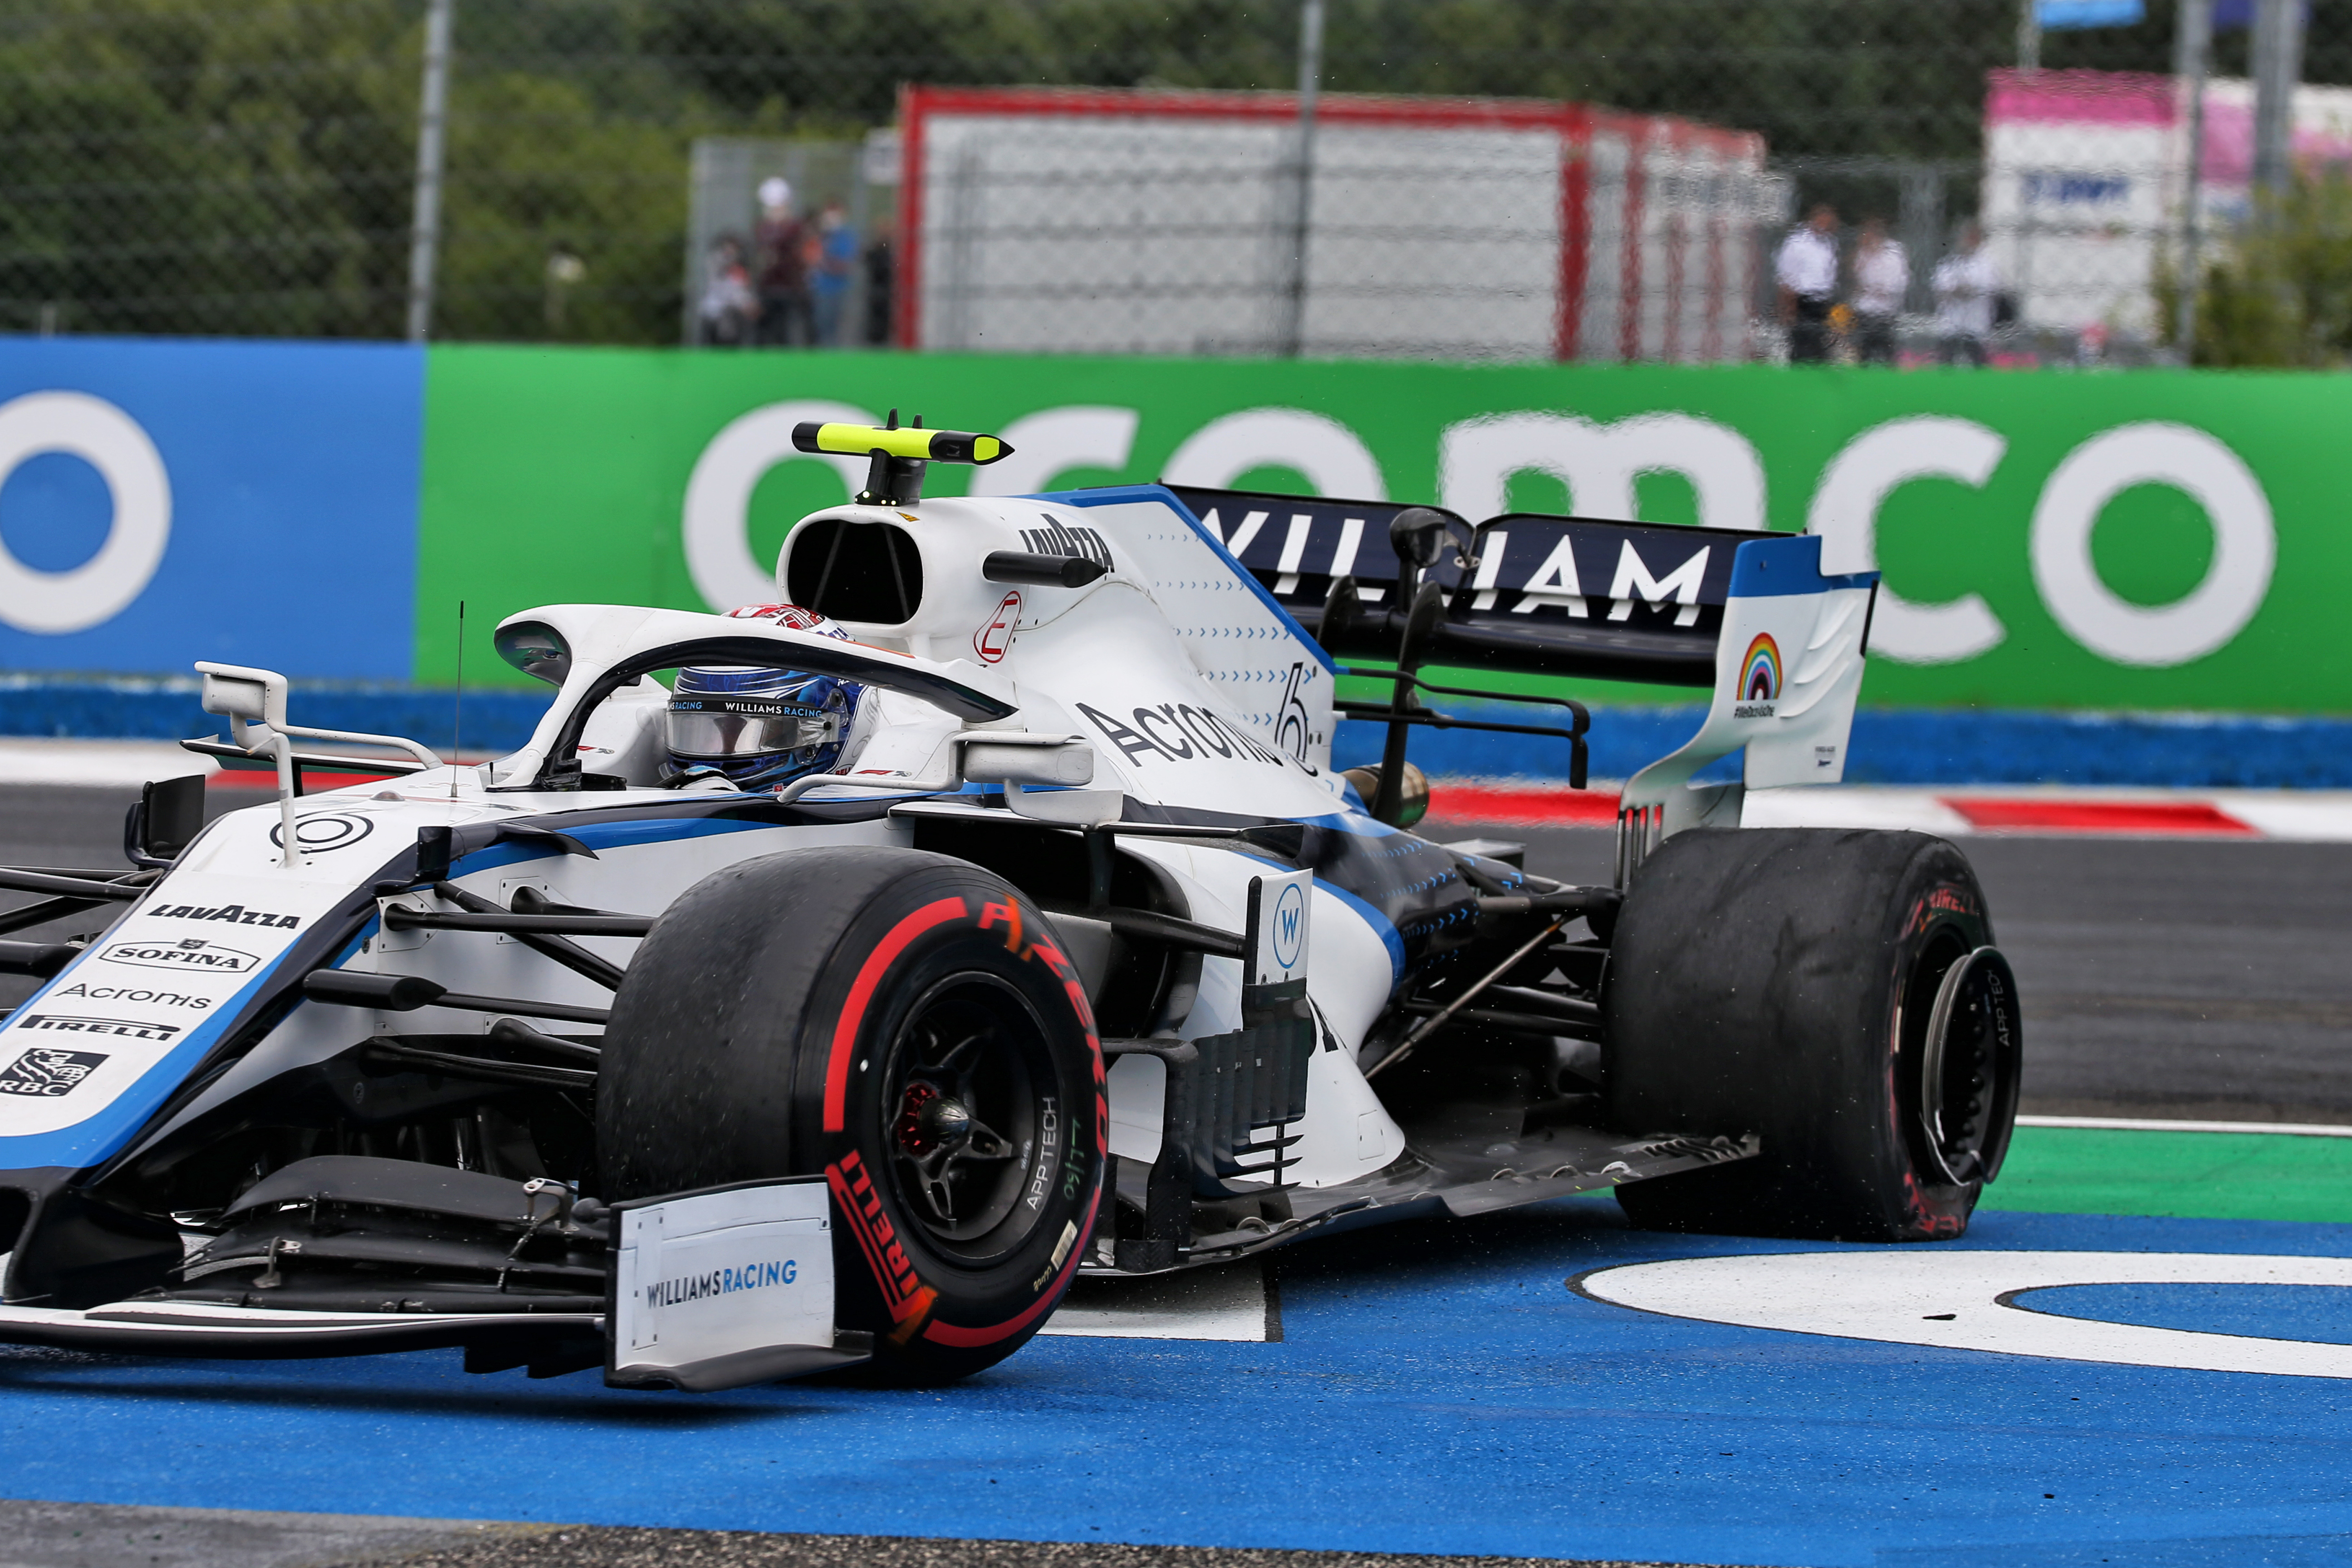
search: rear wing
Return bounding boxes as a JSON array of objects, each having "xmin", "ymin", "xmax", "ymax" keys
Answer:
[
  {"xmin": 1163, "ymin": 487, "xmax": 1878, "ymax": 857},
  {"xmin": 1168, "ymin": 485, "xmax": 1755, "ymax": 687}
]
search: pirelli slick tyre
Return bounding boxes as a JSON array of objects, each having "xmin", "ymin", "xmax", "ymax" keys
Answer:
[
  {"xmin": 599, "ymin": 845, "xmax": 1107, "ymax": 1384},
  {"xmin": 1604, "ymin": 828, "xmax": 2021, "ymax": 1243}
]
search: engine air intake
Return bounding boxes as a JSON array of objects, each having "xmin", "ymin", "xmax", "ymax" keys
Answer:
[{"xmin": 786, "ymin": 518, "xmax": 924, "ymax": 626}]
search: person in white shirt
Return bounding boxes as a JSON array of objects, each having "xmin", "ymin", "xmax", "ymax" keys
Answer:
[
  {"xmin": 1933, "ymin": 223, "xmax": 2002, "ymax": 367},
  {"xmin": 1851, "ymin": 216, "xmax": 1908, "ymax": 366},
  {"xmin": 1774, "ymin": 204, "xmax": 1840, "ymax": 363}
]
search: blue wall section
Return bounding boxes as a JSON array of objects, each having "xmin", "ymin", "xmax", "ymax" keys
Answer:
[
  {"xmin": 0, "ymin": 678, "xmax": 551, "ymax": 753},
  {"xmin": 0, "ymin": 337, "xmax": 422, "ymax": 678}
]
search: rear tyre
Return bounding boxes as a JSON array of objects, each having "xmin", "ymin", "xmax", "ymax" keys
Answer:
[
  {"xmin": 1604, "ymin": 828, "xmax": 2021, "ymax": 1242},
  {"xmin": 600, "ymin": 846, "xmax": 1106, "ymax": 1383}
]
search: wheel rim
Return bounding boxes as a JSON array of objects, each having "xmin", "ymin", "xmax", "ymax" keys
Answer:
[
  {"xmin": 879, "ymin": 970, "xmax": 1060, "ymax": 1260},
  {"xmin": 1903, "ymin": 940, "xmax": 2023, "ymax": 1186}
]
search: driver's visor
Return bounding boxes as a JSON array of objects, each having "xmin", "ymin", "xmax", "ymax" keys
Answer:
[{"xmin": 666, "ymin": 698, "xmax": 839, "ymax": 759}]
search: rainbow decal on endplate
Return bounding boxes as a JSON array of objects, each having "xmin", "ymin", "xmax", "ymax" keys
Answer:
[{"xmin": 1740, "ymin": 633, "xmax": 1782, "ymax": 703}]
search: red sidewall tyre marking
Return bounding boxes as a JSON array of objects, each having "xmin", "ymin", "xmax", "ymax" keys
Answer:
[
  {"xmin": 823, "ymin": 896, "xmax": 968, "ymax": 1133},
  {"xmin": 822, "ymin": 895, "xmax": 1107, "ymax": 1354},
  {"xmin": 922, "ymin": 1183, "xmax": 1105, "ymax": 1348}
]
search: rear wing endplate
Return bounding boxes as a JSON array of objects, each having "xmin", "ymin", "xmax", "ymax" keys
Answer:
[{"xmin": 1164, "ymin": 488, "xmax": 1878, "ymax": 856}]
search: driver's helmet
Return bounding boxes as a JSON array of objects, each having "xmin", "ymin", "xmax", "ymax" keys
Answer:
[{"xmin": 662, "ymin": 604, "xmax": 866, "ymax": 790}]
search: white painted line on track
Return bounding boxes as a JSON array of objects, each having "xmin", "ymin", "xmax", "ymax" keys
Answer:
[
  {"xmin": 1436, "ymin": 780, "xmax": 2352, "ymax": 842},
  {"xmin": 1580, "ymin": 1250, "xmax": 2352, "ymax": 1378},
  {"xmin": 1044, "ymin": 1259, "xmax": 1273, "ymax": 1341},
  {"xmin": 1741, "ymin": 785, "xmax": 1976, "ymax": 836},
  {"xmin": 2214, "ymin": 789, "xmax": 2352, "ymax": 843},
  {"xmin": 0, "ymin": 737, "xmax": 216, "ymax": 788},
  {"xmin": 2019, "ymin": 1114, "xmax": 2352, "ymax": 1138}
]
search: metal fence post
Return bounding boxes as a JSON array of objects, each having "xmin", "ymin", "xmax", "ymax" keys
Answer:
[
  {"xmin": 1273, "ymin": 0, "xmax": 1324, "ymax": 358},
  {"xmin": 406, "ymin": 0, "xmax": 455, "ymax": 343},
  {"xmin": 2175, "ymin": 0, "xmax": 2210, "ymax": 359},
  {"xmin": 2252, "ymin": 0, "xmax": 2303, "ymax": 199}
]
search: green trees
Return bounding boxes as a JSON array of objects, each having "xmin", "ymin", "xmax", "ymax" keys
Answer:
[
  {"xmin": 0, "ymin": 0, "xmax": 418, "ymax": 337},
  {"xmin": 2168, "ymin": 176, "xmax": 2352, "ymax": 368},
  {"xmin": 0, "ymin": 0, "xmax": 2275, "ymax": 345}
]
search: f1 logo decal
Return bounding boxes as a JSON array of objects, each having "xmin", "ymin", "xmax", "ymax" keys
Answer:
[{"xmin": 974, "ymin": 590, "xmax": 1021, "ymax": 664}]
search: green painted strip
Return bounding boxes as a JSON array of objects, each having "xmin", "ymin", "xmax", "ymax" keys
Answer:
[{"xmin": 1984, "ymin": 1125, "xmax": 2352, "ymax": 1224}]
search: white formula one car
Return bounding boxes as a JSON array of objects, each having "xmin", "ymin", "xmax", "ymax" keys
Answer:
[{"xmin": 0, "ymin": 418, "xmax": 2021, "ymax": 1389}]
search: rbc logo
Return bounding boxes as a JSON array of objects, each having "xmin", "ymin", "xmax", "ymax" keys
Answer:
[{"xmin": 1271, "ymin": 882, "xmax": 1306, "ymax": 970}]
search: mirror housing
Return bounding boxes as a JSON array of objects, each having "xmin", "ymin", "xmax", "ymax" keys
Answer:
[{"xmin": 196, "ymin": 662, "xmax": 288, "ymax": 730}]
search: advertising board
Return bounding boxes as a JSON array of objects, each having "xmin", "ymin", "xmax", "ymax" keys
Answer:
[
  {"xmin": 2, "ymin": 336, "xmax": 2346, "ymax": 722},
  {"xmin": 0, "ymin": 338, "xmax": 421, "ymax": 679},
  {"xmin": 417, "ymin": 345, "xmax": 2352, "ymax": 714}
]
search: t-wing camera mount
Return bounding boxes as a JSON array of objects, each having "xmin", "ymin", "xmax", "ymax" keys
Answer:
[{"xmin": 791, "ymin": 409, "xmax": 1014, "ymax": 506}]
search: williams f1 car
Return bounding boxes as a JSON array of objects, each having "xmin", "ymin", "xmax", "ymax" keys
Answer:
[{"xmin": 0, "ymin": 416, "xmax": 2022, "ymax": 1389}]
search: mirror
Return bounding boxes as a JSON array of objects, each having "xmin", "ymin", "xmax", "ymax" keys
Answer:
[
  {"xmin": 198, "ymin": 666, "xmax": 281, "ymax": 725},
  {"xmin": 125, "ymin": 774, "xmax": 206, "ymax": 867},
  {"xmin": 494, "ymin": 621, "xmax": 572, "ymax": 686}
]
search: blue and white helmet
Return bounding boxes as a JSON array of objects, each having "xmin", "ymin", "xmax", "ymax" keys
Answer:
[{"xmin": 663, "ymin": 604, "xmax": 866, "ymax": 790}]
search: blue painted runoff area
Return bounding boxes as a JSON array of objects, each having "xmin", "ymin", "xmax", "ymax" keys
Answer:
[
  {"xmin": 14, "ymin": 678, "xmax": 2352, "ymax": 790},
  {"xmin": 2015, "ymin": 1282, "xmax": 2352, "ymax": 1347},
  {"xmin": 4, "ymin": 1202, "xmax": 2350, "ymax": 1567}
]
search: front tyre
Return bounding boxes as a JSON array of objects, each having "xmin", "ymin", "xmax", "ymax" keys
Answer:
[
  {"xmin": 600, "ymin": 846, "xmax": 1107, "ymax": 1383},
  {"xmin": 1604, "ymin": 828, "xmax": 2022, "ymax": 1242}
]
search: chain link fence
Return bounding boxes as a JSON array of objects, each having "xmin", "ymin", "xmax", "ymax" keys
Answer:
[{"xmin": 5, "ymin": 1, "xmax": 2351, "ymax": 363}]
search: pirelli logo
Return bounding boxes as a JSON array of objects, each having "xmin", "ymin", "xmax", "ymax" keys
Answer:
[
  {"xmin": 827, "ymin": 1149, "xmax": 937, "ymax": 1331},
  {"xmin": 13, "ymin": 1013, "xmax": 180, "ymax": 1043}
]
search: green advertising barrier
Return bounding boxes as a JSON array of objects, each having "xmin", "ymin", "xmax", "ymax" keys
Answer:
[{"xmin": 419, "ymin": 346, "xmax": 2352, "ymax": 713}]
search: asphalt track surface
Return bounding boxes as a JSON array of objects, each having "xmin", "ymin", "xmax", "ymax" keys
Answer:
[
  {"xmin": 3, "ymin": 784, "xmax": 2352, "ymax": 1567},
  {"xmin": 7, "ymin": 784, "xmax": 2352, "ymax": 1121},
  {"xmin": 1461, "ymin": 820, "xmax": 2352, "ymax": 1127}
]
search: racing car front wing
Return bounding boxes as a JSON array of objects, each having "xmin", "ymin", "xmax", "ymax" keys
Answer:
[{"xmin": 0, "ymin": 1173, "xmax": 871, "ymax": 1392}]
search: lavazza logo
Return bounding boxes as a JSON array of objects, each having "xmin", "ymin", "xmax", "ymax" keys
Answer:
[
  {"xmin": 102, "ymin": 937, "xmax": 258, "ymax": 974},
  {"xmin": 0, "ymin": 1047, "xmax": 112, "ymax": 1098},
  {"xmin": 148, "ymin": 902, "xmax": 301, "ymax": 930}
]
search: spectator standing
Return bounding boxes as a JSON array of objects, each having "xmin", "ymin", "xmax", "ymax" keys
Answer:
[
  {"xmin": 697, "ymin": 235, "xmax": 757, "ymax": 346},
  {"xmin": 1775, "ymin": 204, "xmax": 1840, "ymax": 363},
  {"xmin": 811, "ymin": 200, "xmax": 857, "ymax": 347},
  {"xmin": 863, "ymin": 217, "xmax": 895, "ymax": 346},
  {"xmin": 1933, "ymin": 222, "xmax": 2001, "ymax": 367},
  {"xmin": 754, "ymin": 176, "xmax": 812, "ymax": 347},
  {"xmin": 1851, "ymin": 217, "xmax": 1907, "ymax": 366}
]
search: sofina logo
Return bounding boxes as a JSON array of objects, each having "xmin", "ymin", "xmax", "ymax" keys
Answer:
[{"xmin": 1735, "ymin": 634, "xmax": 1781, "ymax": 719}]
